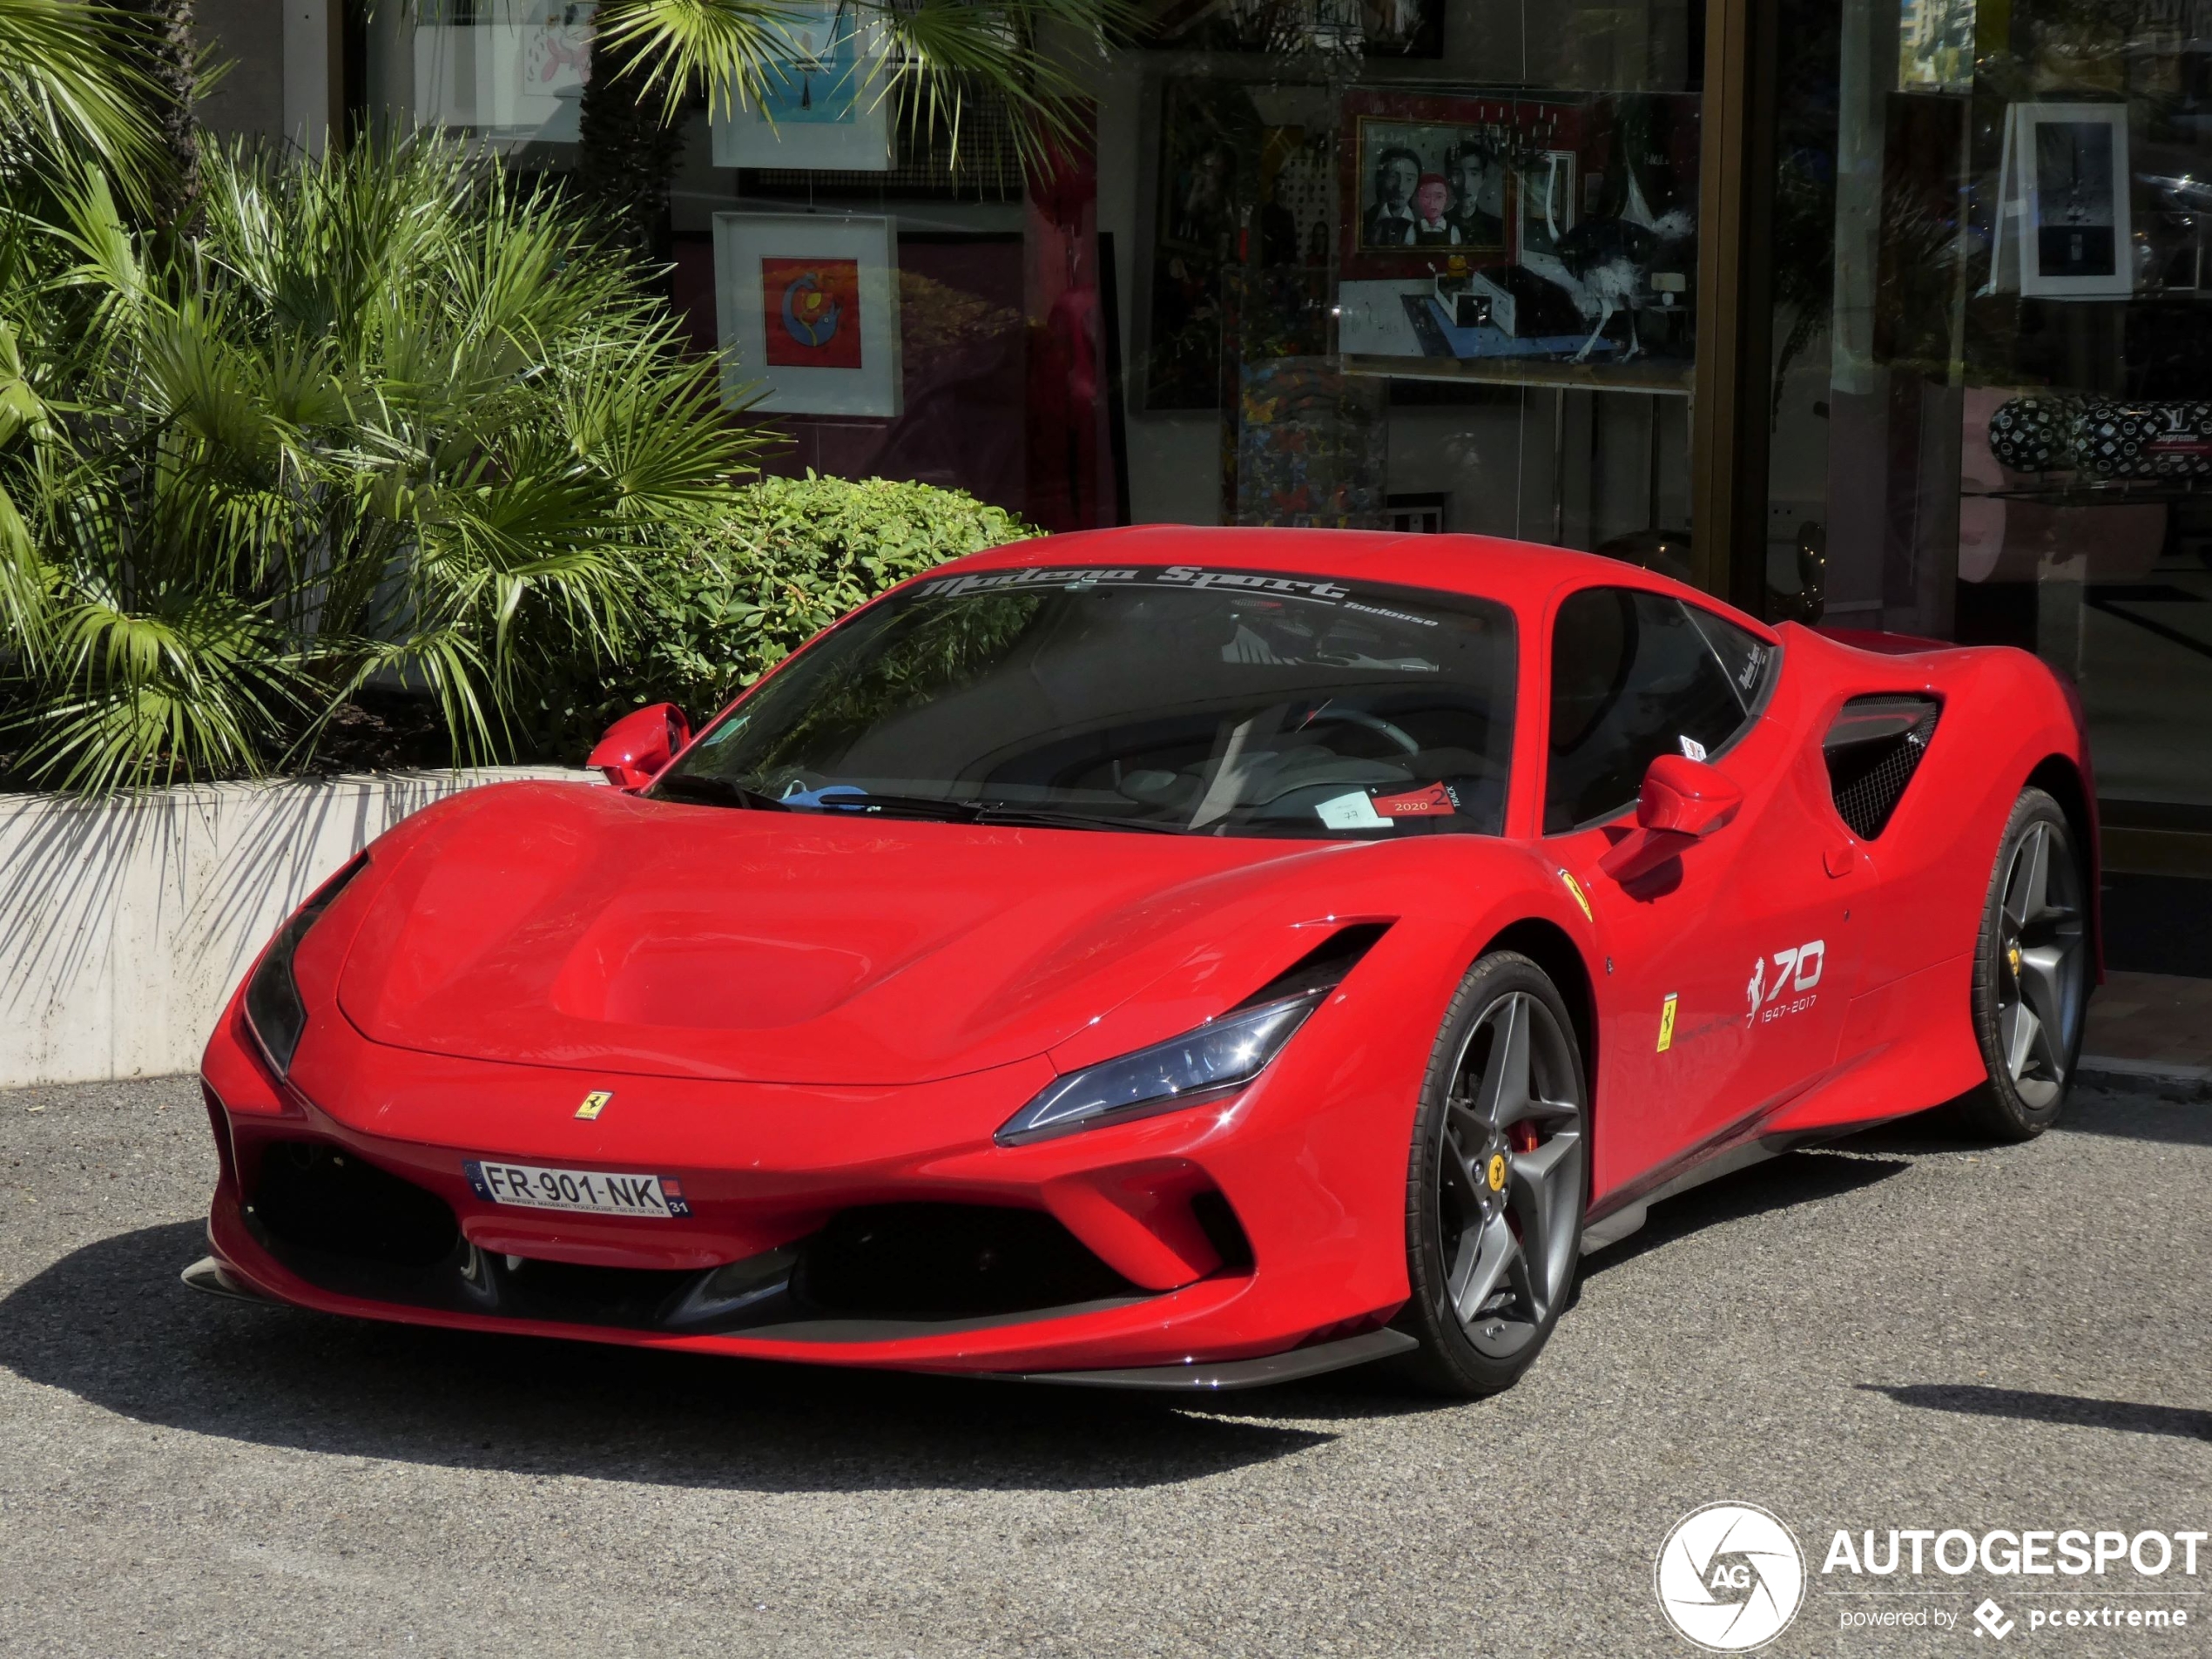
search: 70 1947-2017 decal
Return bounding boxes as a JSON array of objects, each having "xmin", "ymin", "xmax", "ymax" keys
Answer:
[{"xmin": 1748, "ymin": 941, "xmax": 1824, "ymax": 1025}]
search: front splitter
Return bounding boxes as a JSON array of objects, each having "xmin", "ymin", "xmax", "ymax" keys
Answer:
[{"xmin": 1002, "ymin": 1326, "xmax": 1416, "ymax": 1391}]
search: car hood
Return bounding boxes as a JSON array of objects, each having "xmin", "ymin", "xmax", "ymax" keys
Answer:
[{"xmin": 334, "ymin": 782, "xmax": 1378, "ymax": 1086}]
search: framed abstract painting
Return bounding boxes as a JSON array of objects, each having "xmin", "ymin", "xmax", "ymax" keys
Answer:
[
  {"xmin": 708, "ymin": 0, "xmax": 894, "ymax": 170},
  {"xmin": 712, "ymin": 212, "xmax": 901, "ymax": 416}
]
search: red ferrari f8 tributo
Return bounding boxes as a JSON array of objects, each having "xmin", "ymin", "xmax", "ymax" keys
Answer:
[{"xmin": 191, "ymin": 529, "xmax": 2097, "ymax": 1396}]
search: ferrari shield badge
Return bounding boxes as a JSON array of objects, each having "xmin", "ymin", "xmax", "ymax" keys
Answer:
[
  {"xmin": 1656, "ymin": 993, "xmax": 1679, "ymax": 1053},
  {"xmin": 575, "ymin": 1090, "xmax": 613, "ymax": 1122},
  {"xmin": 1556, "ymin": 868, "xmax": 1594, "ymax": 922}
]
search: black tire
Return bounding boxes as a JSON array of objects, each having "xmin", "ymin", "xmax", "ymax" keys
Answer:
[
  {"xmin": 1393, "ymin": 951, "xmax": 1588, "ymax": 1398},
  {"xmin": 1955, "ymin": 786, "xmax": 2091, "ymax": 1142}
]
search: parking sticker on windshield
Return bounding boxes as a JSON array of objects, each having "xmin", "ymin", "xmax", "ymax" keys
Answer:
[
  {"xmin": 1370, "ymin": 783, "xmax": 1458, "ymax": 818},
  {"xmin": 1316, "ymin": 791, "xmax": 1393, "ymax": 830}
]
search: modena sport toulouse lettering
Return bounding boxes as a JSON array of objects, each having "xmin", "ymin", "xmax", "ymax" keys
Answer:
[
  {"xmin": 921, "ymin": 564, "xmax": 1354, "ymax": 603},
  {"xmin": 463, "ymin": 1159, "xmax": 692, "ymax": 1218}
]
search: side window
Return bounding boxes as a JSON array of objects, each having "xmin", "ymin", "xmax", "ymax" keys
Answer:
[{"xmin": 1544, "ymin": 589, "xmax": 1775, "ymax": 833}]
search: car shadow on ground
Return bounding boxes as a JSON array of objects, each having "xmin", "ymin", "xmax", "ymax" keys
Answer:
[
  {"xmin": 0, "ymin": 1221, "xmax": 1339, "ymax": 1493},
  {"xmin": 1858, "ymin": 1384, "xmax": 2212, "ymax": 1441},
  {"xmin": 1574, "ymin": 1145, "xmax": 1912, "ymax": 1280}
]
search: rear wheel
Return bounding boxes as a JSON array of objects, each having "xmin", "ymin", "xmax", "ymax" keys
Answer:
[
  {"xmin": 1957, "ymin": 787, "xmax": 2090, "ymax": 1141},
  {"xmin": 1394, "ymin": 952, "xmax": 1587, "ymax": 1398}
]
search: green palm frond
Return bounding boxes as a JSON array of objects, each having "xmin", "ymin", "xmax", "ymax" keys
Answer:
[
  {"xmin": 589, "ymin": 0, "xmax": 811, "ymax": 122},
  {"xmin": 556, "ymin": 327, "xmax": 753, "ymax": 514},
  {"xmin": 3, "ymin": 133, "xmax": 769, "ymax": 792},
  {"xmin": 589, "ymin": 0, "xmax": 1136, "ymax": 176},
  {"xmin": 873, "ymin": 0, "xmax": 1126, "ymax": 175},
  {"xmin": 0, "ymin": 0, "xmax": 161, "ymax": 195},
  {"xmin": 16, "ymin": 586, "xmax": 306, "ymax": 792}
]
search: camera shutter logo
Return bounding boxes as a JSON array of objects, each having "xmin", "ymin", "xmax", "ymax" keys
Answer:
[{"xmin": 1655, "ymin": 1502, "xmax": 1806, "ymax": 1651}]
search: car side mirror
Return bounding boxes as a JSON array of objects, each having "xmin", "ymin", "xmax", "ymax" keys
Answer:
[
  {"xmin": 1597, "ymin": 753, "xmax": 1743, "ymax": 881},
  {"xmin": 1635, "ymin": 752, "xmax": 1743, "ymax": 839},
  {"xmin": 588, "ymin": 703, "xmax": 691, "ymax": 791}
]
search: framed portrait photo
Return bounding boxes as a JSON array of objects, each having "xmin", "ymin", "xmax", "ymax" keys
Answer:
[
  {"xmin": 1339, "ymin": 91, "xmax": 1523, "ymax": 279},
  {"xmin": 709, "ymin": 0, "xmax": 894, "ymax": 171},
  {"xmin": 712, "ymin": 212, "xmax": 901, "ymax": 416}
]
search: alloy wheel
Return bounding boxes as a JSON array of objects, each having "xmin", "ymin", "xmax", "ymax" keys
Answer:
[
  {"xmin": 1994, "ymin": 819, "xmax": 2087, "ymax": 1109},
  {"xmin": 1435, "ymin": 991, "xmax": 1585, "ymax": 1359}
]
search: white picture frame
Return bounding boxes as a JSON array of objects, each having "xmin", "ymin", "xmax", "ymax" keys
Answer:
[
  {"xmin": 1515, "ymin": 149, "xmax": 1577, "ymax": 263},
  {"xmin": 412, "ymin": 0, "xmax": 594, "ymax": 145},
  {"xmin": 709, "ymin": 0, "xmax": 894, "ymax": 171},
  {"xmin": 2017, "ymin": 103, "xmax": 2133, "ymax": 299},
  {"xmin": 712, "ymin": 212, "xmax": 901, "ymax": 417}
]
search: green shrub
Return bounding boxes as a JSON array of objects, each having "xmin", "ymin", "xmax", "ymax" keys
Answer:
[{"xmin": 529, "ymin": 471, "xmax": 1038, "ymax": 758}]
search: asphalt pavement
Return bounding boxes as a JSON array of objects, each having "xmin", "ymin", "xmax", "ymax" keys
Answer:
[{"xmin": 0, "ymin": 1072, "xmax": 2206, "ymax": 1657}]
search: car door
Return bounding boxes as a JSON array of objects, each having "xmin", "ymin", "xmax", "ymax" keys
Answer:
[{"xmin": 1538, "ymin": 585, "xmax": 1868, "ymax": 1199}]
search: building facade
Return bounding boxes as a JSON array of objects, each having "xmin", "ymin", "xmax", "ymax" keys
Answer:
[{"xmin": 200, "ymin": 0, "xmax": 2212, "ymax": 875}]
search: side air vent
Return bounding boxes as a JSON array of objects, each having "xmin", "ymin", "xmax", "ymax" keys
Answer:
[
  {"xmin": 1234, "ymin": 921, "xmax": 1392, "ymax": 1008},
  {"xmin": 1823, "ymin": 695, "xmax": 1940, "ymax": 840}
]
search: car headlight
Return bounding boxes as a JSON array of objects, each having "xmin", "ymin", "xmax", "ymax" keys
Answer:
[
  {"xmin": 995, "ymin": 992, "xmax": 1322, "ymax": 1146},
  {"xmin": 243, "ymin": 854, "xmax": 367, "ymax": 1076}
]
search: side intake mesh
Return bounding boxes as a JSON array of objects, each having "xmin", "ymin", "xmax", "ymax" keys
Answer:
[{"xmin": 1824, "ymin": 696, "xmax": 1940, "ymax": 840}]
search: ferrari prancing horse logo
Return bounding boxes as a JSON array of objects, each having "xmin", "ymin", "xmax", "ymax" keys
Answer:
[{"xmin": 575, "ymin": 1090, "xmax": 613, "ymax": 1121}]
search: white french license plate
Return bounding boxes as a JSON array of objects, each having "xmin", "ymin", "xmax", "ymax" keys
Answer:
[{"xmin": 463, "ymin": 1160, "xmax": 691, "ymax": 1219}]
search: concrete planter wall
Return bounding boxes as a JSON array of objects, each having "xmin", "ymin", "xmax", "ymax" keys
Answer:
[{"xmin": 0, "ymin": 768, "xmax": 595, "ymax": 1089}]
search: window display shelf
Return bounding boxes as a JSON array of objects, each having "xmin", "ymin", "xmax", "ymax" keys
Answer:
[
  {"xmin": 1341, "ymin": 352, "xmax": 1695, "ymax": 395},
  {"xmin": 1979, "ymin": 478, "xmax": 2212, "ymax": 507}
]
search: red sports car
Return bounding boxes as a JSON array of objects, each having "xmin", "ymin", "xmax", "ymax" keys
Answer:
[{"xmin": 189, "ymin": 529, "xmax": 2097, "ymax": 1397}]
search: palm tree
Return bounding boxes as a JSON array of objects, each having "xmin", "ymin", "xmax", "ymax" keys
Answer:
[{"xmin": 0, "ymin": 137, "xmax": 765, "ymax": 792}]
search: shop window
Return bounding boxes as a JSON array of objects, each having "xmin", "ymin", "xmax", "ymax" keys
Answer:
[
  {"xmin": 360, "ymin": 0, "xmax": 1709, "ymax": 551},
  {"xmin": 1764, "ymin": 0, "xmax": 2212, "ymax": 830}
]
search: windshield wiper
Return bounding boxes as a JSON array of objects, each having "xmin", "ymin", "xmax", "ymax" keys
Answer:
[
  {"xmin": 662, "ymin": 779, "xmax": 1182, "ymax": 833},
  {"xmin": 792, "ymin": 790, "xmax": 987, "ymax": 822},
  {"xmin": 649, "ymin": 772, "xmax": 791, "ymax": 812},
  {"xmin": 973, "ymin": 803, "xmax": 1184, "ymax": 834}
]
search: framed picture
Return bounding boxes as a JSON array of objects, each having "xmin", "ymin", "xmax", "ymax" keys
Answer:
[
  {"xmin": 411, "ymin": 0, "xmax": 594, "ymax": 144},
  {"xmin": 1334, "ymin": 91, "xmax": 1699, "ymax": 388},
  {"xmin": 712, "ymin": 212, "xmax": 901, "ymax": 415},
  {"xmin": 1991, "ymin": 104, "xmax": 2134, "ymax": 298},
  {"xmin": 1339, "ymin": 91, "xmax": 1555, "ymax": 279},
  {"xmin": 1138, "ymin": 78, "xmax": 1264, "ymax": 411},
  {"xmin": 709, "ymin": 0, "xmax": 894, "ymax": 171},
  {"xmin": 1514, "ymin": 149, "xmax": 1576, "ymax": 262},
  {"xmin": 2020, "ymin": 105, "xmax": 2132, "ymax": 297}
]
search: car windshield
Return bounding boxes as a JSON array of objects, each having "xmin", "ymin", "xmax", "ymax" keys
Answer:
[{"xmin": 653, "ymin": 563, "xmax": 1518, "ymax": 839}]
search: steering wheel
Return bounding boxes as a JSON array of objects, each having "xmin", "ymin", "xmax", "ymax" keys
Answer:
[{"xmin": 1297, "ymin": 706, "xmax": 1422, "ymax": 756}]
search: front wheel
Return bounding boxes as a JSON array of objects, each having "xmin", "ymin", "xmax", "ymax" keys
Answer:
[
  {"xmin": 1394, "ymin": 952, "xmax": 1588, "ymax": 1398},
  {"xmin": 1956, "ymin": 786, "xmax": 2091, "ymax": 1141}
]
